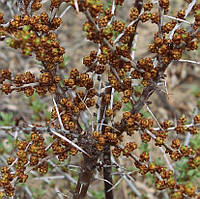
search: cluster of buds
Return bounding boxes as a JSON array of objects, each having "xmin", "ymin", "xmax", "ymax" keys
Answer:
[
  {"xmin": 0, "ymin": 69, "xmax": 61, "ymax": 96},
  {"xmin": 0, "ymin": 6, "xmax": 65, "ymax": 96},
  {"xmin": 0, "ymin": 7, "xmax": 65, "ymax": 97},
  {"xmin": 0, "ymin": 131, "xmax": 49, "ymax": 197}
]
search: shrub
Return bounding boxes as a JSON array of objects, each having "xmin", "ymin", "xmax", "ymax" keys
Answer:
[{"xmin": 0, "ymin": 0, "xmax": 200, "ymax": 198}]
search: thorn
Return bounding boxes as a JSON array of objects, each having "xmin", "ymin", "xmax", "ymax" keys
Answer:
[{"xmin": 74, "ymin": 0, "xmax": 80, "ymax": 14}]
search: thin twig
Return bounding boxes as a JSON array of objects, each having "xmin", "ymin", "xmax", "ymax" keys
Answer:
[
  {"xmin": 164, "ymin": 15, "xmax": 192, "ymax": 24},
  {"xmin": 60, "ymin": 5, "xmax": 72, "ymax": 19},
  {"xmin": 175, "ymin": 59, "xmax": 200, "ymax": 65}
]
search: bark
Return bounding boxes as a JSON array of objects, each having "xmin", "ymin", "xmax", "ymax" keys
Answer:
[
  {"xmin": 73, "ymin": 155, "xmax": 97, "ymax": 199},
  {"xmin": 127, "ymin": 0, "xmax": 143, "ymax": 54},
  {"xmin": 103, "ymin": 147, "xmax": 113, "ymax": 199}
]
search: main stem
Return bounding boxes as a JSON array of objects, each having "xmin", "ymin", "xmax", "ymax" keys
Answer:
[
  {"xmin": 103, "ymin": 146, "xmax": 113, "ymax": 199},
  {"xmin": 73, "ymin": 155, "xmax": 97, "ymax": 199},
  {"xmin": 100, "ymin": 87, "xmax": 113, "ymax": 199}
]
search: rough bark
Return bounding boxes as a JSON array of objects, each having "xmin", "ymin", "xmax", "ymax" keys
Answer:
[
  {"xmin": 103, "ymin": 147, "xmax": 113, "ymax": 199},
  {"xmin": 73, "ymin": 155, "xmax": 97, "ymax": 199}
]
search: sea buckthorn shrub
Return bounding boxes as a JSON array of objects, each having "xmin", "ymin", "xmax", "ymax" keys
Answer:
[{"xmin": 0, "ymin": 0, "xmax": 200, "ymax": 198}]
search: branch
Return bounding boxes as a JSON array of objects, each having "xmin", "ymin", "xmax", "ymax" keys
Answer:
[
  {"xmin": 73, "ymin": 155, "xmax": 98, "ymax": 199},
  {"xmin": 103, "ymin": 146, "xmax": 113, "ymax": 199}
]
